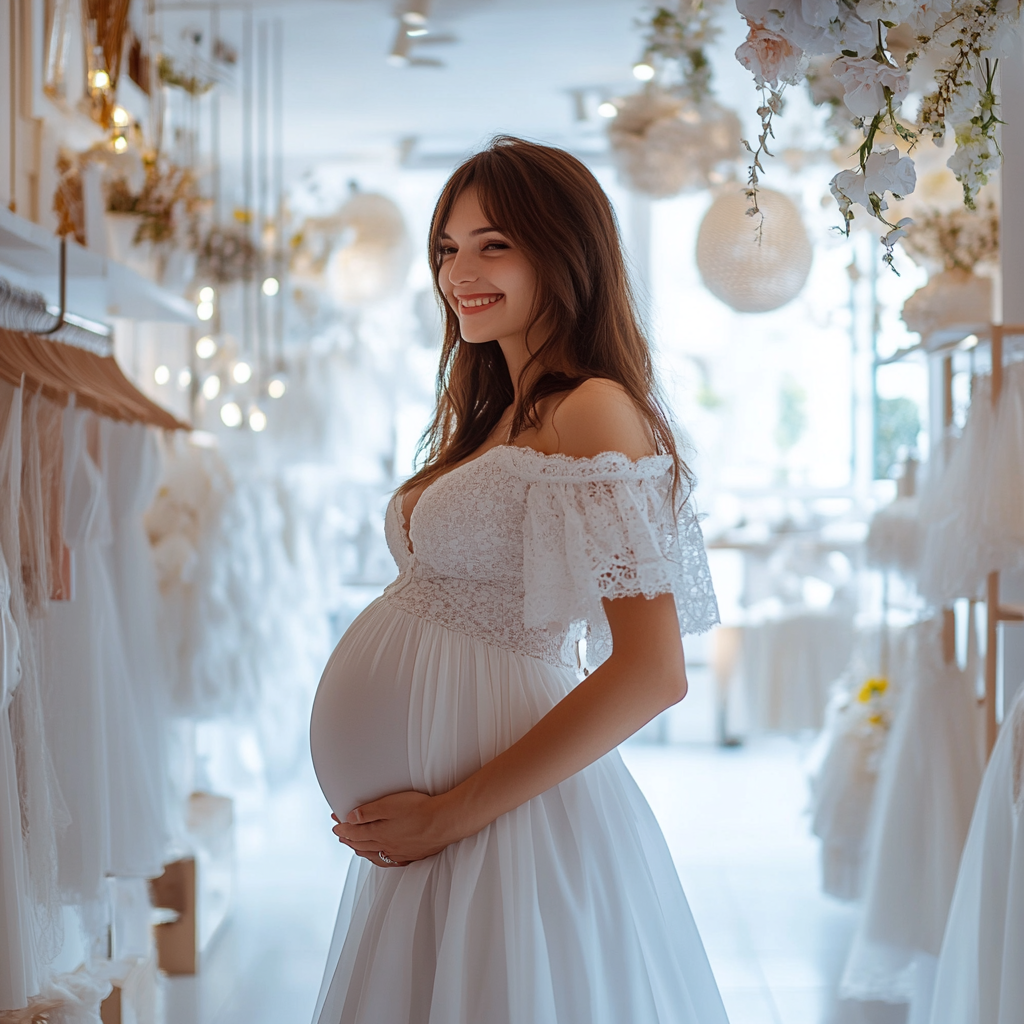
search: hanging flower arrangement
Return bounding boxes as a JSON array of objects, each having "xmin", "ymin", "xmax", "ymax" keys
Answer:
[
  {"xmin": 731, "ymin": 0, "xmax": 1022, "ymax": 268},
  {"xmin": 609, "ymin": 1, "xmax": 743, "ymax": 198}
]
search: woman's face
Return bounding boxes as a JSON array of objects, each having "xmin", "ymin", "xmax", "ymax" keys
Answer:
[{"xmin": 437, "ymin": 189, "xmax": 538, "ymax": 347}]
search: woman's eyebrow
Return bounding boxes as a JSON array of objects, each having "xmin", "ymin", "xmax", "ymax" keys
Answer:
[{"xmin": 439, "ymin": 226, "xmax": 504, "ymax": 240}]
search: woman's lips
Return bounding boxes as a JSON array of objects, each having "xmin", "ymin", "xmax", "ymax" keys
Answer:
[{"xmin": 458, "ymin": 294, "xmax": 504, "ymax": 315}]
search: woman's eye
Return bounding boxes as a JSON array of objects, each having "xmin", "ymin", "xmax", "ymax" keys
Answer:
[
  {"xmin": 438, "ymin": 245, "xmax": 456, "ymax": 257},
  {"xmin": 482, "ymin": 241, "xmax": 509, "ymax": 251}
]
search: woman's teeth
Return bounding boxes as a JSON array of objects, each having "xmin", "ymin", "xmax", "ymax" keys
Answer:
[{"xmin": 461, "ymin": 296, "xmax": 501, "ymax": 307}]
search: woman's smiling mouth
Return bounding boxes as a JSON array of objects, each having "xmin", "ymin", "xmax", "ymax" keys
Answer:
[{"xmin": 457, "ymin": 293, "xmax": 504, "ymax": 314}]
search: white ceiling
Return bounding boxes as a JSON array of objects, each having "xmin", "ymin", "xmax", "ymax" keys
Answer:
[{"xmin": 154, "ymin": 0, "xmax": 759, "ymax": 165}]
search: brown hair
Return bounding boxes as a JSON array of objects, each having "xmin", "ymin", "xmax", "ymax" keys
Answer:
[{"xmin": 404, "ymin": 136, "xmax": 691, "ymax": 504}]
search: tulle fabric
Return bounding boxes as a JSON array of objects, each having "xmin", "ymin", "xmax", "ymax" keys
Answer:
[
  {"xmin": 0, "ymin": 383, "xmax": 35, "ymax": 1011},
  {"xmin": 311, "ymin": 599, "xmax": 728, "ymax": 1024},
  {"xmin": 840, "ymin": 617, "xmax": 984, "ymax": 1003},
  {"xmin": 928, "ymin": 687, "xmax": 1024, "ymax": 1024},
  {"xmin": 918, "ymin": 377, "xmax": 994, "ymax": 604},
  {"xmin": 6, "ymin": 387, "xmax": 67, "ymax": 966}
]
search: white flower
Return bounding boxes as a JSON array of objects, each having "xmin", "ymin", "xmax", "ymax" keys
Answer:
[
  {"xmin": 833, "ymin": 55, "xmax": 910, "ymax": 118},
  {"xmin": 881, "ymin": 217, "xmax": 914, "ymax": 249},
  {"xmin": 856, "ymin": 0, "xmax": 921, "ymax": 22},
  {"xmin": 905, "ymin": 0, "xmax": 954, "ymax": 36},
  {"xmin": 830, "ymin": 148, "xmax": 916, "ymax": 222},
  {"xmin": 735, "ymin": 18, "xmax": 806, "ymax": 87},
  {"xmin": 947, "ymin": 122, "xmax": 1000, "ymax": 200},
  {"xmin": 863, "ymin": 146, "xmax": 917, "ymax": 199}
]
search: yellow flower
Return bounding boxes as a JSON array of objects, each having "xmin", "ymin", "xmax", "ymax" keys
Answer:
[{"xmin": 857, "ymin": 677, "xmax": 889, "ymax": 703}]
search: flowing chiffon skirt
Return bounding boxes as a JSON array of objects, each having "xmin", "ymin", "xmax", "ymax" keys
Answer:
[{"xmin": 310, "ymin": 597, "xmax": 728, "ymax": 1024}]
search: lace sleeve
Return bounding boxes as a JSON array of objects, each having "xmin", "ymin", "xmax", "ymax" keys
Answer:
[{"xmin": 518, "ymin": 451, "xmax": 719, "ymax": 666}]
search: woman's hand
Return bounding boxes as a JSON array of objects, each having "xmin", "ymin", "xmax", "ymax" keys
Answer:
[{"xmin": 330, "ymin": 790, "xmax": 463, "ymax": 868}]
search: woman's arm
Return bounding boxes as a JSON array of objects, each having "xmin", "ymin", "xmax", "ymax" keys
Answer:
[
  {"xmin": 333, "ymin": 591, "xmax": 687, "ymax": 863},
  {"xmin": 332, "ymin": 380, "xmax": 688, "ymax": 864}
]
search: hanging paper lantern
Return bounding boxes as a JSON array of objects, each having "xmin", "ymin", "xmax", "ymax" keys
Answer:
[
  {"xmin": 608, "ymin": 87, "xmax": 742, "ymax": 199},
  {"xmin": 695, "ymin": 188, "xmax": 813, "ymax": 313},
  {"xmin": 325, "ymin": 191, "xmax": 412, "ymax": 308}
]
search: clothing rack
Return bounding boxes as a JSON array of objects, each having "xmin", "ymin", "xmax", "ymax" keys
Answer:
[
  {"xmin": 0, "ymin": 273, "xmax": 188, "ymax": 432},
  {"xmin": 937, "ymin": 323, "xmax": 1024, "ymax": 757}
]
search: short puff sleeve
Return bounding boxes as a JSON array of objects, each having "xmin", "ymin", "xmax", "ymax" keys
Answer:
[{"xmin": 519, "ymin": 450, "xmax": 719, "ymax": 667}]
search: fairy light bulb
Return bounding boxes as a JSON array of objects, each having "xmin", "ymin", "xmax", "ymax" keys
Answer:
[
  {"xmin": 113, "ymin": 135, "xmax": 128, "ymax": 153},
  {"xmin": 195, "ymin": 335, "xmax": 217, "ymax": 359},
  {"xmin": 261, "ymin": 277, "xmax": 280, "ymax": 296},
  {"xmin": 111, "ymin": 105, "xmax": 129, "ymax": 126},
  {"xmin": 220, "ymin": 401, "xmax": 243, "ymax": 428},
  {"xmin": 90, "ymin": 68, "xmax": 111, "ymax": 90},
  {"xmin": 267, "ymin": 376, "xmax": 286, "ymax": 399},
  {"xmin": 232, "ymin": 361, "xmax": 252, "ymax": 384},
  {"xmin": 199, "ymin": 286, "xmax": 215, "ymax": 302},
  {"xmin": 248, "ymin": 406, "xmax": 268, "ymax": 432},
  {"xmin": 202, "ymin": 374, "xmax": 221, "ymax": 400},
  {"xmin": 632, "ymin": 62, "xmax": 655, "ymax": 81},
  {"xmin": 196, "ymin": 301, "xmax": 214, "ymax": 321},
  {"xmin": 177, "ymin": 368, "xmax": 192, "ymax": 389},
  {"xmin": 153, "ymin": 364, "xmax": 170, "ymax": 386},
  {"xmin": 597, "ymin": 101, "xmax": 618, "ymax": 118}
]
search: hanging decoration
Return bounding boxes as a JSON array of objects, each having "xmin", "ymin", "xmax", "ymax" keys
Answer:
[
  {"xmin": 899, "ymin": 199, "xmax": 998, "ymax": 340},
  {"xmin": 731, "ymin": 0, "xmax": 1022, "ymax": 268},
  {"xmin": 609, "ymin": 1, "xmax": 742, "ymax": 199},
  {"xmin": 81, "ymin": 0, "xmax": 133, "ymax": 125},
  {"xmin": 695, "ymin": 187, "xmax": 813, "ymax": 313},
  {"xmin": 291, "ymin": 188, "xmax": 412, "ymax": 309},
  {"xmin": 609, "ymin": 88, "xmax": 742, "ymax": 198}
]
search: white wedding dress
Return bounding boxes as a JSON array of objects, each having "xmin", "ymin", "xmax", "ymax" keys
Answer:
[{"xmin": 310, "ymin": 445, "xmax": 725, "ymax": 1024}]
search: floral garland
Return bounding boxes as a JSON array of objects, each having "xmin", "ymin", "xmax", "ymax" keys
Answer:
[{"xmin": 732, "ymin": 0, "xmax": 1022, "ymax": 268}]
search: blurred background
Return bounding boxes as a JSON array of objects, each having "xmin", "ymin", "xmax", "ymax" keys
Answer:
[{"xmin": 1, "ymin": 2, "xmax": 1019, "ymax": 1023}]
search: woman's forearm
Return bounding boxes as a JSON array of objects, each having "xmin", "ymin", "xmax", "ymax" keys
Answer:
[{"xmin": 440, "ymin": 593, "xmax": 686, "ymax": 839}]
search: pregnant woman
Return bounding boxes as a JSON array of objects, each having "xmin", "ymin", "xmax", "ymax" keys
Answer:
[{"xmin": 309, "ymin": 136, "xmax": 727, "ymax": 1024}]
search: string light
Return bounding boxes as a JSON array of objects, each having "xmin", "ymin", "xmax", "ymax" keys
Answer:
[
  {"xmin": 632, "ymin": 62, "xmax": 655, "ymax": 81},
  {"xmin": 177, "ymin": 368, "xmax": 192, "ymax": 389},
  {"xmin": 202, "ymin": 375, "xmax": 221, "ymax": 400},
  {"xmin": 261, "ymin": 277, "xmax": 279, "ymax": 296},
  {"xmin": 111, "ymin": 106, "xmax": 129, "ymax": 126},
  {"xmin": 197, "ymin": 301, "xmax": 214, "ymax": 321},
  {"xmin": 113, "ymin": 136, "xmax": 128, "ymax": 153},
  {"xmin": 232, "ymin": 361, "xmax": 252, "ymax": 384},
  {"xmin": 199, "ymin": 286, "xmax": 215, "ymax": 302},
  {"xmin": 153, "ymin": 365, "xmax": 170, "ymax": 385},
  {"xmin": 248, "ymin": 406, "xmax": 268, "ymax": 432},
  {"xmin": 267, "ymin": 376, "xmax": 287, "ymax": 399},
  {"xmin": 89, "ymin": 68, "xmax": 111, "ymax": 90},
  {"xmin": 597, "ymin": 101, "xmax": 618, "ymax": 118},
  {"xmin": 195, "ymin": 335, "xmax": 218, "ymax": 359},
  {"xmin": 220, "ymin": 401, "xmax": 243, "ymax": 428}
]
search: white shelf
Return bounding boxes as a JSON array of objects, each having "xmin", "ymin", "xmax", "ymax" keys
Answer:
[{"xmin": 0, "ymin": 207, "xmax": 196, "ymax": 325}]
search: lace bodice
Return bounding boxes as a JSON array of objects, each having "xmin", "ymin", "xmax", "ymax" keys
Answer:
[{"xmin": 383, "ymin": 445, "xmax": 718, "ymax": 669}]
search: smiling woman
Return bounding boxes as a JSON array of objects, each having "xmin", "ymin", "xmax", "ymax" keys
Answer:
[{"xmin": 308, "ymin": 137, "xmax": 724, "ymax": 1024}]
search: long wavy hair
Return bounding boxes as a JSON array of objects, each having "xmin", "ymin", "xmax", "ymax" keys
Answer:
[{"xmin": 402, "ymin": 136, "xmax": 691, "ymax": 504}]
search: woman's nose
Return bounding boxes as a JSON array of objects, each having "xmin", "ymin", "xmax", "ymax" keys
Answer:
[{"xmin": 447, "ymin": 248, "xmax": 478, "ymax": 285}]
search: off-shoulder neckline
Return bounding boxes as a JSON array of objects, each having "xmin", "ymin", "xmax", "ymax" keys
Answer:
[{"xmin": 395, "ymin": 444, "xmax": 673, "ymax": 557}]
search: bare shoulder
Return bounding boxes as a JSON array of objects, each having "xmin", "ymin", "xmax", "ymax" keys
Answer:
[{"xmin": 542, "ymin": 378, "xmax": 656, "ymax": 461}]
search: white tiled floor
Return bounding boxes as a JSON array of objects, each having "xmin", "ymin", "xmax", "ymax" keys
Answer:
[{"xmin": 166, "ymin": 681, "xmax": 904, "ymax": 1024}]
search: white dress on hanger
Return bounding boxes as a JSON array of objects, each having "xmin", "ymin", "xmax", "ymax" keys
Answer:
[
  {"xmin": 101, "ymin": 420, "xmax": 171, "ymax": 868},
  {"xmin": 93, "ymin": 417, "xmax": 168, "ymax": 879},
  {"xmin": 919, "ymin": 376, "xmax": 994, "ymax": 604},
  {"xmin": 840, "ymin": 617, "xmax": 984, "ymax": 1005},
  {"xmin": 928, "ymin": 686, "xmax": 1024, "ymax": 1024},
  {"xmin": 0, "ymin": 382, "xmax": 36, "ymax": 1012},
  {"xmin": 39, "ymin": 405, "xmax": 112, "ymax": 903},
  {"xmin": 310, "ymin": 446, "xmax": 724, "ymax": 1024}
]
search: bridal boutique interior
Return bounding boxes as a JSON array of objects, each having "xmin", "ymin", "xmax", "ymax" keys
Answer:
[{"xmin": 2, "ymin": 2, "xmax": 1023, "ymax": 1023}]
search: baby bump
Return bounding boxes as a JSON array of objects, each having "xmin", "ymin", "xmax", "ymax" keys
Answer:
[{"xmin": 309, "ymin": 598, "xmax": 417, "ymax": 818}]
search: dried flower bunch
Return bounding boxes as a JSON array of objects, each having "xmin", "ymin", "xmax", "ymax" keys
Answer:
[
  {"xmin": 105, "ymin": 159, "xmax": 203, "ymax": 246},
  {"xmin": 640, "ymin": 1, "xmax": 725, "ymax": 102},
  {"xmin": 195, "ymin": 225, "xmax": 260, "ymax": 285},
  {"xmin": 900, "ymin": 198, "xmax": 999, "ymax": 273},
  {"xmin": 732, "ymin": 0, "xmax": 1021, "ymax": 268}
]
